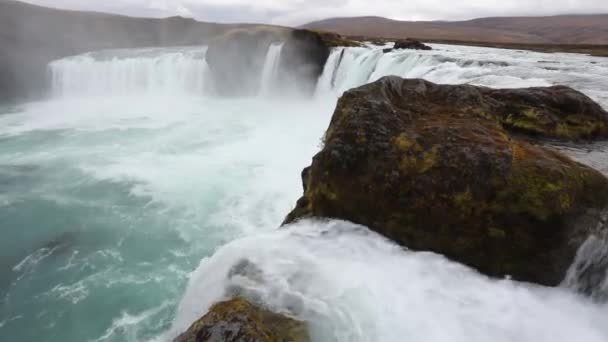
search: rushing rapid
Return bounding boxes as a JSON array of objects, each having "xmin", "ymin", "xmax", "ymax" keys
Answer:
[{"xmin": 1, "ymin": 42, "xmax": 608, "ymax": 342}]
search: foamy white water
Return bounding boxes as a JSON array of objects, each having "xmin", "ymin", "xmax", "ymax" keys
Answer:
[
  {"xmin": 0, "ymin": 94, "xmax": 334, "ymax": 342},
  {"xmin": 49, "ymin": 47, "xmax": 210, "ymax": 97},
  {"xmin": 170, "ymin": 220, "xmax": 608, "ymax": 342},
  {"xmin": 1, "ymin": 43, "xmax": 608, "ymax": 342},
  {"xmin": 259, "ymin": 43, "xmax": 284, "ymax": 96},
  {"xmin": 318, "ymin": 43, "xmax": 608, "ymax": 107}
]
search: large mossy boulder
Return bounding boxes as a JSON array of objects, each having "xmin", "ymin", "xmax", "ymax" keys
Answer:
[
  {"xmin": 175, "ymin": 298, "xmax": 309, "ymax": 342},
  {"xmin": 285, "ymin": 77, "xmax": 608, "ymax": 288}
]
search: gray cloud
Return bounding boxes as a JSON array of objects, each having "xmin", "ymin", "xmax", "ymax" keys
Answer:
[{"xmin": 20, "ymin": 0, "xmax": 608, "ymax": 25}]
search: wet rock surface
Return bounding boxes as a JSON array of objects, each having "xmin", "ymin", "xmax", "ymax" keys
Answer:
[
  {"xmin": 174, "ymin": 298, "xmax": 309, "ymax": 342},
  {"xmin": 393, "ymin": 38, "xmax": 432, "ymax": 51},
  {"xmin": 205, "ymin": 27, "xmax": 287, "ymax": 96},
  {"xmin": 285, "ymin": 76, "xmax": 608, "ymax": 288},
  {"xmin": 206, "ymin": 28, "xmax": 358, "ymax": 96}
]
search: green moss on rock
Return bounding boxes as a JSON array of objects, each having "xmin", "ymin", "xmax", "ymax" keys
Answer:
[
  {"xmin": 485, "ymin": 86, "xmax": 608, "ymax": 139},
  {"xmin": 284, "ymin": 77, "xmax": 608, "ymax": 287},
  {"xmin": 175, "ymin": 298, "xmax": 309, "ymax": 342}
]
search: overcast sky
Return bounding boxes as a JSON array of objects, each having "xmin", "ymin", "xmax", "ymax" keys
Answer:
[{"xmin": 20, "ymin": 0, "xmax": 608, "ymax": 25}]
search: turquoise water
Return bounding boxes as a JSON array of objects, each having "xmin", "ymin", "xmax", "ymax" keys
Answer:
[
  {"xmin": 3, "ymin": 43, "xmax": 608, "ymax": 342},
  {"xmin": 0, "ymin": 96, "xmax": 332, "ymax": 341}
]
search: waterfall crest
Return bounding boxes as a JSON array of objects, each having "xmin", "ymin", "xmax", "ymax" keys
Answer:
[
  {"xmin": 259, "ymin": 43, "xmax": 284, "ymax": 96},
  {"xmin": 49, "ymin": 47, "xmax": 210, "ymax": 97},
  {"xmin": 47, "ymin": 42, "xmax": 608, "ymax": 108}
]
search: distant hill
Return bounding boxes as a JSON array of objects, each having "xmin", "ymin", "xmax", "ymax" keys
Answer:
[
  {"xmin": 0, "ymin": 0, "xmax": 253, "ymax": 100},
  {"xmin": 303, "ymin": 15, "xmax": 608, "ymax": 45}
]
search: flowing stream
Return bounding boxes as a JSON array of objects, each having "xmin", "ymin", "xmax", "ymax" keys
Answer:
[{"xmin": 1, "ymin": 43, "xmax": 608, "ymax": 342}]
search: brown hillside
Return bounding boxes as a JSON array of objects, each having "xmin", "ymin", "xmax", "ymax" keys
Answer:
[{"xmin": 303, "ymin": 15, "xmax": 608, "ymax": 45}]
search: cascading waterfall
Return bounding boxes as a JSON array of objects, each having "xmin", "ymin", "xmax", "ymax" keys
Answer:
[
  {"xmin": 49, "ymin": 47, "xmax": 210, "ymax": 97},
  {"xmin": 259, "ymin": 43, "xmax": 284, "ymax": 96},
  {"xmin": 314, "ymin": 48, "xmax": 344, "ymax": 96},
  {"xmin": 48, "ymin": 44, "xmax": 292, "ymax": 99},
  {"xmin": 47, "ymin": 43, "xmax": 608, "ymax": 106},
  {"xmin": 315, "ymin": 44, "xmax": 608, "ymax": 106},
  {"xmin": 2, "ymin": 41, "xmax": 608, "ymax": 342},
  {"xmin": 562, "ymin": 231, "xmax": 608, "ymax": 301}
]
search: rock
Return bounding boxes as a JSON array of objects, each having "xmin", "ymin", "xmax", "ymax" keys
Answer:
[
  {"xmin": 205, "ymin": 28, "xmax": 359, "ymax": 97},
  {"xmin": 312, "ymin": 31, "xmax": 361, "ymax": 48},
  {"xmin": 393, "ymin": 38, "xmax": 432, "ymax": 50},
  {"xmin": 174, "ymin": 298, "xmax": 309, "ymax": 342},
  {"xmin": 205, "ymin": 27, "xmax": 288, "ymax": 96},
  {"xmin": 370, "ymin": 38, "xmax": 389, "ymax": 46},
  {"xmin": 278, "ymin": 30, "xmax": 333, "ymax": 96},
  {"xmin": 484, "ymin": 85, "xmax": 608, "ymax": 139},
  {"xmin": 284, "ymin": 77, "xmax": 608, "ymax": 288}
]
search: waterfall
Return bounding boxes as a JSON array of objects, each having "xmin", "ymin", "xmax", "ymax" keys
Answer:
[
  {"xmin": 562, "ymin": 232, "xmax": 608, "ymax": 301},
  {"xmin": 48, "ymin": 44, "xmax": 289, "ymax": 98},
  {"xmin": 259, "ymin": 43, "xmax": 284, "ymax": 96},
  {"xmin": 46, "ymin": 42, "xmax": 607, "ymax": 108},
  {"xmin": 315, "ymin": 47, "xmax": 443, "ymax": 95},
  {"xmin": 313, "ymin": 44, "xmax": 569, "ymax": 97},
  {"xmin": 49, "ymin": 47, "xmax": 209, "ymax": 97},
  {"xmin": 9, "ymin": 40, "xmax": 608, "ymax": 342},
  {"xmin": 45, "ymin": 44, "xmax": 555, "ymax": 101},
  {"xmin": 314, "ymin": 48, "xmax": 345, "ymax": 96}
]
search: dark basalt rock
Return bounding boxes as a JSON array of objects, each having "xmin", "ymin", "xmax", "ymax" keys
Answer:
[
  {"xmin": 205, "ymin": 28, "xmax": 287, "ymax": 96},
  {"xmin": 323, "ymin": 33, "xmax": 361, "ymax": 48},
  {"xmin": 393, "ymin": 38, "xmax": 432, "ymax": 51},
  {"xmin": 278, "ymin": 30, "xmax": 333, "ymax": 96},
  {"xmin": 174, "ymin": 298, "xmax": 309, "ymax": 342},
  {"xmin": 285, "ymin": 77, "xmax": 608, "ymax": 290},
  {"xmin": 205, "ymin": 28, "xmax": 358, "ymax": 97}
]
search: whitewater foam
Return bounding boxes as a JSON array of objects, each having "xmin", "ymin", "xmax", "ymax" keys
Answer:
[
  {"xmin": 316, "ymin": 44, "xmax": 608, "ymax": 107},
  {"xmin": 93, "ymin": 302, "xmax": 171, "ymax": 342},
  {"xmin": 2, "ymin": 43, "xmax": 608, "ymax": 342},
  {"xmin": 171, "ymin": 220, "xmax": 608, "ymax": 342},
  {"xmin": 49, "ymin": 47, "xmax": 209, "ymax": 98}
]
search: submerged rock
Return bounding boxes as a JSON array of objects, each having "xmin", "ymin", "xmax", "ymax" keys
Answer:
[
  {"xmin": 174, "ymin": 298, "xmax": 308, "ymax": 342},
  {"xmin": 285, "ymin": 77, "xmax": 608, "ymax": 288}
]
